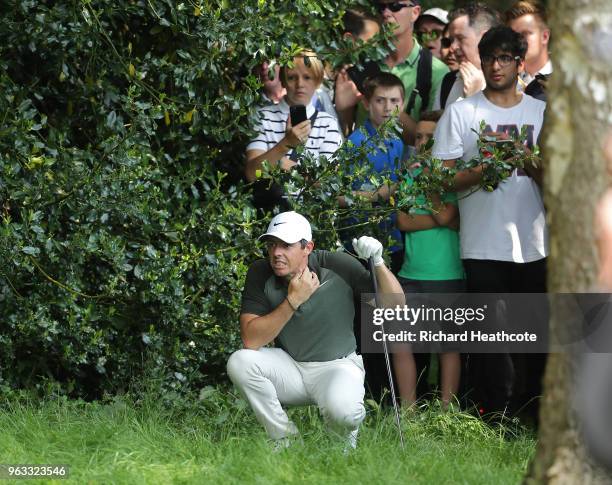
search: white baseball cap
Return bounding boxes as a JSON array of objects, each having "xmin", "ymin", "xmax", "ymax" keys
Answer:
[
  {"xmin": 259, "ymin": 211, "xmax": 312, "ymax": 244},
  {"xmin": 418, "ymin": 8, "xmax": 449, "ymax": 25}
]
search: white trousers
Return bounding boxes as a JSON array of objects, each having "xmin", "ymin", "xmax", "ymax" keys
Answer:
[{"xmin": 227, "ymin": 347, "xmax": 366, "ymax": 440}]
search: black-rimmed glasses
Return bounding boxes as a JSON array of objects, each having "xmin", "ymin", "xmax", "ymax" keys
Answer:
[
  {"xmin": 440, "ymin": 37, "xmax": 453, "ymax": 49},
  {"xmin": 480, "ymin": 54, "xmax": 521, "ymax": 67}
]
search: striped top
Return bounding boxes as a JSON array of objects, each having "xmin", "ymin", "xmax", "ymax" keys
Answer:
[{"xmin": 247, "ymin": 99, "xmax": 342, "ymax": 160}]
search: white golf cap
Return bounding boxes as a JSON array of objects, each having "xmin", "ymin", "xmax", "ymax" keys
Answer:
[
  {"xmin": 418, "ymin": 8, "xmax": 449, "ymax": 25},
  {"xmin": 259, "ymin": 211, "xmax": 312, "ymax": 244}
]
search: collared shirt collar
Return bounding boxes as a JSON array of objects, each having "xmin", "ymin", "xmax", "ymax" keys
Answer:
[
  {"xmin": 539, "ymin": 59, "xmax": 553, "ymax": 76},
  {"xmin": 274, "ymin": 273, "xmax": 287, "ymax": 290},
  {"xmin": 520, "ymin": 59, "xmax": 553, "ymax": 85},
  {"xmin": 279, "ymin": 97, "xmax": 317, "ymax": 117},
  {"xmin": 400, "ymin": 37, "xmax": 422, "ymax": 69}
]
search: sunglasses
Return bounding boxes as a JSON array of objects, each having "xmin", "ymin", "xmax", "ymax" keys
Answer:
[
  {"xmin": 376, "ymin": 2, "xmax": 415, "ymax": 13},
  {"xmin": 480, "ymin": 54, "xmax": 521, "ymax": 67},
  {"xmin": 416, "ymin": 29, "xmax": 443, "ymax": 43},
  {"xmin": 440, "ymin": 37, "xmax": 453, "ymax": 49}
]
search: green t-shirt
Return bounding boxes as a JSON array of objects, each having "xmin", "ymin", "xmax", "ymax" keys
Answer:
[
  {"xmin": 357, "ymin": 38, "xmax": 449, "ymax": 125},
  {"xmin": 241, "ymin": 250, "xmax": 372, "ymax": 362},
  {"xmin": 399, "ymin": 173, "xmax": 464, "ymax": 281}
]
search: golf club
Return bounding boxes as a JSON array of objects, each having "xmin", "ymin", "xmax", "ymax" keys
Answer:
[{"xmin": 369, "ymin": 256, "xmax": 405, "ymax": 450}]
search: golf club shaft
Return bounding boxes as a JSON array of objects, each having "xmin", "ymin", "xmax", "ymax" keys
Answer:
[{"xmin": 369, "ymin": 257, "xmax": 405, "ymax": 450}]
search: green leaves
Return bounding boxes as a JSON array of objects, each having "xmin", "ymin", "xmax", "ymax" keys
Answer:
[
  {"xmin": 396, "ymin": 122, "xmax": 542, "ymax": 211},
  {"xmin": 0, "ymin": 0, "xmax": 392, "ymax": 398}
]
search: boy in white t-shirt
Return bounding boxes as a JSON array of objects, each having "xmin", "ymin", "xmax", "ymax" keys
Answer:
[{"xmin": 432, "ymin": 26, "xmax": 547, "ymax": 423}]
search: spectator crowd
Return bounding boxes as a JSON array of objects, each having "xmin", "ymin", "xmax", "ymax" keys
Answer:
[{"xmin": 234, "ymin": 0, "xmax": 554, "ymax": 445}]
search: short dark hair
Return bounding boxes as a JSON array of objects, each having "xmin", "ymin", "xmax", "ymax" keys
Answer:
[
  {"xmin": 448, "ymin": 2, "xmax": 501, "ymax": 34},
  {"xmin": 361, "ymin": 72, "xmax": 405, "ymax": 101},
  {"xmin": 418, "ymin": 110, "xmax": 443, "ymax": 123},
  {"xmin": 504, "ymin": 0, "xmax": 548, "ymax": 27},
  {"xmin": 343, "ymin": 8, "xmax": 380, "ymax": 37},
  {"xmin": 478, "ymin": 25, "xmax": 528, "ymax": 60}
]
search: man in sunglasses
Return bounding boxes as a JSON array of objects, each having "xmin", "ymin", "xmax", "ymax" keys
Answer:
[
  {"xmin": 432, "ymin": 26, "xmax": 547, "ymax": 424},
  {"xmin": 415, "ymin": 7, "xmax": 449, "ymax": 60},
  {"xmin": 352, "ymin": 0, "xmax": 449, "ymax": 144}
]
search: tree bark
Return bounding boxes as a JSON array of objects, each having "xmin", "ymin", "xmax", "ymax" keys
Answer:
[{"xmin": 527, "ymin": 0, "xmax": 612, "ymax": 483}]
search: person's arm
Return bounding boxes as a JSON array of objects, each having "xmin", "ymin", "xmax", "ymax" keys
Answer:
[
  {"xmin": 430, "ymin": 104, "xmax": 482, "ymax": 191},
  {"xmin": 354, "ymin": 182, "xmax": 395, "ymax": 202},
  {"xmin": 244, "ymin": 118, "xmax": 311, "ymax": 182},
  {"xmin": 352, "ymin": 236, "xmax": 405, "ymax": 307},
  {"xmin": 245, "ymin": 149, "xmax": 296, "ymax": 182},
  {"xmin": 523, "ymin": 159, "xmax": 543, "ymax": 187},
  {"xmin": 397, "ymin": 210, "xmax": 438, "ymax": 232},
  {"xmin": 373, "ymin": 261, "xmax": 404, "ymax": 299},
  {"xmin": 240, "ymin": 303, "xmax": 295, "ymax": 350},
  {"xmin": 337, "ymin": 105, "xmax": 358, "ymax": 138},
  {"xmin": 240, "ymin": 267, "xmax": 320, "ymax": 349},
  {"xmin": 429, "ymin": 192, "xmax": 459, "ymax": 228},
  {"xmin": 515, "ymin": 141, "xmax": 543, "ymax": 187},
  {"xmin": 399, "ymin": 111, "xmax": 417, "ymax": 146},
  {"xmin": 443, "ymin": 158, "xmax": 486, "ymax": 192},
  {"xmin": 334, "ymin": 68, "xmax": 361, "ymax": 137}
]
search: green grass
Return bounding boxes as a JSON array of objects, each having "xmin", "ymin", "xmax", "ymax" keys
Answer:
[{"xmin": 0, "ymin": 388, "xmax": 535, "ymax": 485}]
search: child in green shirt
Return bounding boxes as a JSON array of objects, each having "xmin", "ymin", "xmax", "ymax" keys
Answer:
[{"xmin": 395, "ymin": 110, "xmax": 464, "ymax": 409}]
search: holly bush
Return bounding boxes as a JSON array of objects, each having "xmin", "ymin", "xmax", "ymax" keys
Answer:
[
  {"xmin": 0, "ymin": 0, "xmax": 539, "ymax": 399},
  {"xmin": 0, "ymin": 0, "xmax": 391, "ymax": 398}
]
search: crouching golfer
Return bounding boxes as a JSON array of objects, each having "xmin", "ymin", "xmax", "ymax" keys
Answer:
[{"xmin": 227, "ymin": 211, "xmax": 404, "ymax": 449}]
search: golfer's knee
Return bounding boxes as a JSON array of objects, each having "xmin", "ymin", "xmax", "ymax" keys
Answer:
[
  {"xmin": 326, "ymin": 400, "xmax": 366, "ymax": 430},
  {"xmin": 226, "ymin": 349, "xmax": 262, "ymax": 385}
]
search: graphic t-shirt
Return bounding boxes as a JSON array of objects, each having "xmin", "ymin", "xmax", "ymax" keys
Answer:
[{"xmin": 432, "ymin": 91, "xmax": 548, "ymax": 263}]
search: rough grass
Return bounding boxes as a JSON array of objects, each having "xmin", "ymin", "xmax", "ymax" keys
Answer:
[{"xmin": 0, "ymin": 388, "xmax": 535, "ymax": 484}]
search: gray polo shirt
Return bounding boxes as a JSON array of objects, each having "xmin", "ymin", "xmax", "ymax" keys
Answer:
[{"xmin": 241, "ymin": 250, "xmax": 373, "ymax": 362}]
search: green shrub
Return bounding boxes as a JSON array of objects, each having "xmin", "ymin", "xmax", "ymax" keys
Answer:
[{"xmin": 1, "ymin": 0, "xmax": 386, "ymax": 398}]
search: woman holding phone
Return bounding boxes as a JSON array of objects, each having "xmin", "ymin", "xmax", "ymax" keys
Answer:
[{"xmin": 245, "ymin": 50, "xmax": 343, "ymax": 183}]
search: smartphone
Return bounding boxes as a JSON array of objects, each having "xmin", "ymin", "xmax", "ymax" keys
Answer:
[
  {"xmin": 290, "ymin": 104, "xmax": 307, "ymax": 126},
  {"xmin": 347, "ymin": 61, "xmax": 381, "ymax": 94}
]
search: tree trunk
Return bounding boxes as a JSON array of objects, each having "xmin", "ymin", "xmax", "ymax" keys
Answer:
[{"xmin": 527, "ymin": 0, "xmax": 612, "ymax": 483}]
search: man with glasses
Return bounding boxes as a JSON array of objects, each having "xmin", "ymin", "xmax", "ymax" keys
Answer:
[
  {"xmin": 227, "ymin": 211, "xmax": 404, "ymax": 449},
  {"xmin": 433, "ymin": 2, "xmax": 501, "ymax": 110},
  {"xmin": 432, "ymin": 26, "xmax": 547, "ymax": 422},
  {"xmin": 415, "ymin": 7, "xmax": 449, "ymax": 60},
  {"xmin": 351, "ymin": 1, "xmax": 448, "ymax": 143}
]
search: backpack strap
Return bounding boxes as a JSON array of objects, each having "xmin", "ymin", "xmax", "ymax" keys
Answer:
[
  {"xmin": 440, "ymin": 70, "xmax": 458, "ymax": 109},
  {"xmin": 406, "ymin": 47, "xmax": 433, "ymax": 117}
]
